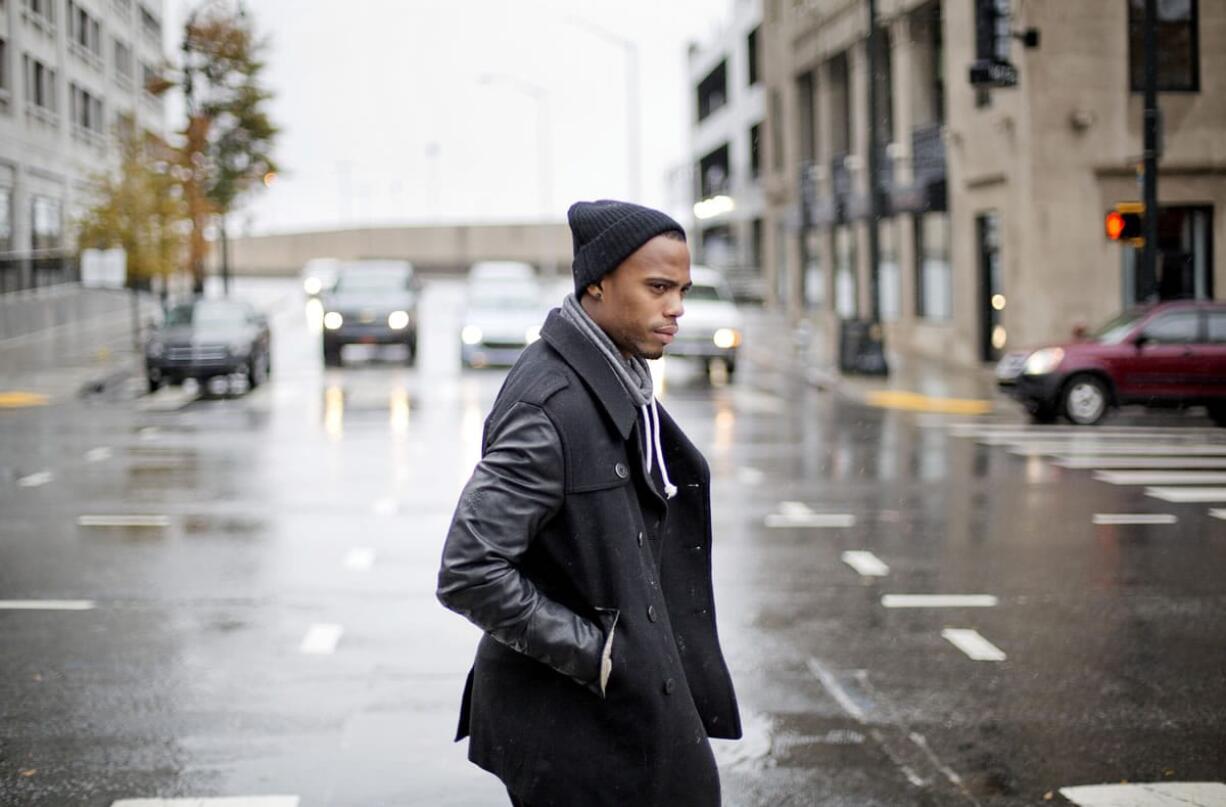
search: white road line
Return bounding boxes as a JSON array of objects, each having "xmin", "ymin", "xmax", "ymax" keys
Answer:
[
  {"xmin": 941, "ymin": 629, "xmax": 1007, "ymax": 661},
  {"xmin": 0, "ymin": 600, "xmax": 96, "ymax": 610},
  {"xmin": 766, "ymin": 513, "xmax": 857, "ymax": 528},
  {"xmin": 299, "ymin": 623, "xmax": 343, "ymax": 655},
  {"xmin": 1059, "ymin": 782, "xmax": 1226, "ymax": 806},
  {"xmin": 1094, "ymin": 470, "xmax": 1226, "ymax": 486},
  {"xmin": 1211, "ymin": 509, "xmax": 1226, "ymax": 521},
  {"xmin": 1011, "ymin": 444, "xmax": 1226, "ymax": 457},
  {"xmin": 805, "ymin": 658, "xmax": 866, "ymax": 721},
  {"xmin": 344, "ymin": 548, "xmax": 376, "ymax": 571},
  {"xmin": 881, "ymin": 594, "xmax": 998, "ymax": 608},
  {"xmin": 1145, "ymin": 486, "xmax": 1226, "ymax": 503},
  {"xmin": 111, "ymin": 798, "xmax": 300, "ymax": 807},
  {"xmin": 841, "ymin": 551, "xmax": 890, "ymax": 577},
  {"xmin": 372, "ymin": 497, "xmax": 399, "ymax": 516},
  {"xmin": 1055, "ymin": 457, "xmax": 1226, "ymax": 470},
  {"xmin": 77, "ymin": 515, "xmax": 171, "ymax": 528},
  {"xmin": 17, "ymin": 471, "xmax": 53, "ymax": 487},
  {"xmin": 84, "ymin": 447, "xmax": 113, "ymax": 463},
  {"xmin": 736, "ymin": 467, "xmax": 764, "ymax": 485},
  {"xmin": 908, "ymin": 732, "xmax": 965, "ymax": 786},
  {"xmin": 1092, "ymin": 514, "xmax": 1178, "ymax": 526}
]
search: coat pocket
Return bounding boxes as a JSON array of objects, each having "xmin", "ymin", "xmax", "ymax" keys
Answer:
[{"xmin": 591, "ymin": 606, "xmax": 620, "ymax": 699}]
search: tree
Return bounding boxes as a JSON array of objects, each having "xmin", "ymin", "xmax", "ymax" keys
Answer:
[
  {"xmin": 178, "ymin": 1, "xmax": 278, "ymax": 294},
  {"xmin": 78, "ymin": 116, "xmax": 188, "ymax": 294}
]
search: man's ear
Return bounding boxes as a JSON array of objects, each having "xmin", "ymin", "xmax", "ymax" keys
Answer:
[{"xmin": 585, "ymin": 281, "xmax": 605, "ymax": 301}]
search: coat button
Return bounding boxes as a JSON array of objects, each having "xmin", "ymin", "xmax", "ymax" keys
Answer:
[
  {"xmin": 636, "ymin": 531, "xmax": 644, "ymax": 546},
  {"xmin": 647, "ymin": 605, "xmax": 658, "ymax": 622},
  {"xmin": 615, "ymin": 462, "xmax": 628, "ymax": 478},
  {"xmin": 663, "ymin": 678, "xmax": 676, "ymax": 695}
]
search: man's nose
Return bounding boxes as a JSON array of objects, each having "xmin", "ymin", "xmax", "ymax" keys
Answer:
[{"xmin": 666, "ymin": 292, "xmax": 685, "ymax": 318}]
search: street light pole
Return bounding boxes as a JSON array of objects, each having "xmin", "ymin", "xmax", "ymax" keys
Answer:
[
  {"xmin": 1140, "ymin": 0, "xmax": 1160, "ymax": 302},
  {"xmin": 479, "ymin": 74, "xmax": 552, "ymax": 220}
]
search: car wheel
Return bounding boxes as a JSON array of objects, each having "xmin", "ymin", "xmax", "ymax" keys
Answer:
[
  {"xmin": 1062, "ymin": 374, "xmax": 1109, "ymax": 425},
  {"xmin": 146, "ymin": 373, "xmax": 163, "ymax": 394},
  {"xmin": 725, "ymin": 358, "xmax": 737, "ymax": 380},
  {"xmin": 248, "ymin": 352, "xmax": 269, "ymax": 388},
  {"xmin": 405, "ymin": 333, "xmax": 417, "ymax": 367},
  {"xmin": 1208, "ymin": 402, "xmax": 1226, "ymax": 428}
]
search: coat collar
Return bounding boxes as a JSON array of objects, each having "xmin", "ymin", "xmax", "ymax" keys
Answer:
[{"xmin": 541, "ymin": 308, "xmax": 638, "ymax": 440}]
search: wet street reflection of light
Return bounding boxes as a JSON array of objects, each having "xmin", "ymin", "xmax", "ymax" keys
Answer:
[
  {"xmin": 713, "ymin": 405, "xmax": 735, "ymax": 458},
  {"xmin": 323, "ymin": 385, "xmax": 344, "ymax": 441},
  {"xmin": 390, "ymin": 387, "xmax": 410, "ymax": 439},
  {"xmin": 459, "ymin": 380, "xmax": 484, "ymax": 479},
  {"xmin": 305, "ymin": 298, "xmax": 324, "ymax": 334}
]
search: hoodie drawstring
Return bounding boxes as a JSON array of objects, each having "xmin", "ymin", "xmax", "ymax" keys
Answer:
[{"xmin": 640, "ymin": 399, "xmax": 677, "ymax": 499}]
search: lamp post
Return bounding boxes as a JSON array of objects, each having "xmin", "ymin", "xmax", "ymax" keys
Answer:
[
  {"xmin": 479, "ymin": 73, "xmax": 552, "ymax": 221},
  {"xmin": 560, "ymin": 16, "xmax": 641, "ymax": 202}
]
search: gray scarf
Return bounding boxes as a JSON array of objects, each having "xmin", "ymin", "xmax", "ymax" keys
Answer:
[{"xmin": 560, "ymin": 293, "xmax": 653, "ymax": 407}]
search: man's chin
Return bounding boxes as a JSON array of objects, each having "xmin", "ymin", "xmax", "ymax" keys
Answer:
[{"xmin": 638, "ymin": 346, "xmax": 666, "ymax": 361}]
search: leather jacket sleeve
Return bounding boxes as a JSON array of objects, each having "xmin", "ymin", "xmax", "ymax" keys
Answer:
[{"xmin": 437, "ymin": 401, "xmax": 606, "ymax": 691}]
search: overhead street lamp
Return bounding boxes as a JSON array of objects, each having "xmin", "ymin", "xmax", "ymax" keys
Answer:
[{"xmin": 479, "ymin": 73, "xmax": 553, "ymax": 221}]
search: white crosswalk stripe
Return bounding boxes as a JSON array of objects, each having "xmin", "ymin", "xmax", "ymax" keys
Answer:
[
  {"xmin": 1093, "ymin": 470, "xmax": 1226, "ymax": 486},
  {"xmin": 1059, "ymin": 782, "xmax": 1226, "ymax": 806},
  {"xmin": 1146, "ymin": 486, "xmax": 1226, "ymax": 503}
]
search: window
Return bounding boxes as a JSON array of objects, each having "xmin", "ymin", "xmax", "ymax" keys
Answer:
[
  {"xmin": 828, "ymin": 52, "xmax": 851, "ymax": 156},
  {"xmin": 0, "ymin": 38, "xmax": 9, "ymax": 102},
  {"xmin": 873, "ymin": 29, "xmax": 893, "ymax": 143},
  {"xmin": 698, "ymin": 143, "xmax": 730, "ymax": 199},
  {"xmin": 23, "ymin": 54, "xmax": 57, "ymax": 115},
  {"xmin": 70, "ymin": 82, "xmax": 104, "ymax": 136},
  {"xmin": 1207, "ymin": 312, "xmax": 1226, "ymax": 343},
  {"xmin": 141, "ymin": 61, "xmax": 158, "ymax": 96},
  {"xmin": 31, "ymin": 195, "xmax": 62, "ymax": 250},
  {"xmin": 0, "ymin": 187, "xmax": 12, "ymax": 252},
  {"xmin": 749, "ymin": 122, "xmax": 762, "ymax": 179},
  {"xmin": 696, "ymin": 60, "xmax": 727, "ymax": 122},
  {"xmin": 878, "ymin": 218, "xmax": 900, "ymax": 321},
  {"xmin": 835, "ymin": 224, "xmax": 857, "ymax": 318},
  {"xmin": 1129, "ymin": 0, "xmax": 1198, "ymax": 92},
  {"xmin": 796, "ymin": 70, "xmax": 816, "ymax": 163},
  {"xmin": 769, "ymin": 90, "xmax": 783, "ymax": 173},
  {"xmin": 747, "ymin": 27, "xmax": 760, "ymax": 86},
  {"xmin": 915, "ymin": 212, "xmax": 951, "ymax": 320},
  {"xmin": 1142, "ymin": 311, "xmax": 1199, "ymax": 343},
  {"xmin": 700, "ymin": 224, "xmax": 735, "ymax": 268},
  {"xmin": 68, "ymin": 2, "xmax": 103, "ymax": 62},
  {"xmin": 751, "ymin": 218, "xmax": 763, "ymax": 270},
  {"xmin": 139, "ymin": 3, "xmax": 160, "ymax": 42},
  {"xmin": 114, "ymin": 39, "xmax": 133, "ymax": 84},
  {"xmin": 23, "ymin": 0, "xmax": 55, "ymax": 26}
]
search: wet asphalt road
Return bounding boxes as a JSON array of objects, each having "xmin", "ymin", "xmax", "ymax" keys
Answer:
[{"xmin": 2, "ymin": 278, "xmax": 1225, "ymax": 806}]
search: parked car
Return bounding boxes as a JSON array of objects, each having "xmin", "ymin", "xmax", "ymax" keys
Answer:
[
  {"xmin": 668, "ymin": 266, "xmax": 743, "ymax": 379},
  {"xmin": 996, "ymin": 300, "xmax": 1226, "ymax": 425},
  {"xmin": 460, "ymin": 261, "xmax": 544, "ymax": 368},
  {"xmin": 321, "ymin": 260, "xmax": 420, "ymax": 366},
  {"xmin": 145, "ymin": 298, "xmax": 271, "ymax": 393},
  {"xmin": 300, "ymin": 257, "xmax": 340, "ymax": 298}
]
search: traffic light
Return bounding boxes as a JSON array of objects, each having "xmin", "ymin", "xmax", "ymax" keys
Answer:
[{"xmin": 1105, "ymin": 202, "xmax": 1144, "ymax": 245}]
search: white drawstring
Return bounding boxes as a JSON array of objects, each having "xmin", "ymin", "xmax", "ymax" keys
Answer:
[{"xmin": 640, "ymin": 399, "xmax": 677, "ymax": 499}]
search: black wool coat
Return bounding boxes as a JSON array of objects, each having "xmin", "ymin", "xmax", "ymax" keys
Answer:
[{"xmin": 437, "ymin": 309, "xmax": 741, "ymax": 807}]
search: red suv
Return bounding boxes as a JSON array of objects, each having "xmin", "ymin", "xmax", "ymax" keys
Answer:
[{"xmin": 996, "ymin": 301, "xmax": 1226, "ymax": 425}]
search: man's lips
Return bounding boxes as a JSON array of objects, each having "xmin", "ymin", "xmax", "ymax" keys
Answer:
[{"xmin": 653, "ymin": 325, "xmax": 678, "ymax": 343}]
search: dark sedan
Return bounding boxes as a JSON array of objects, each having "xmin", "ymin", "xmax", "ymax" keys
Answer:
[
  {"xmin": 321, "ymin": 260, "xmax": 420, "ymax": 366},
  {"xmin": 996, "ymin": 301, "xmax": 1226, "ymax": 425},
  {"xmin": 145, "ymin": 299, "xmax": 272, "ymax": 393}
]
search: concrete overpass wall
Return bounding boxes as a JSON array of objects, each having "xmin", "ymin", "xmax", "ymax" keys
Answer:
[{"xmin": 212, "ymin": 223, "xmax": 575, "ymax": 277}]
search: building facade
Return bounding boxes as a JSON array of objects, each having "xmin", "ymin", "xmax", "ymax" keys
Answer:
[
  {"xmin": 761, "ymin": 0, "xmax": 1225, "ymax": 368},
  {"xmin": 686, "ymin": 0, "xmax": 766, "ymax": 299},
  {"xmin": 0, "ymin": 0, "xmax": 167, "ymax": 284}
]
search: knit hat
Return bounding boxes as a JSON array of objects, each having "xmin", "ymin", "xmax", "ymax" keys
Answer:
[{"xmin": 568, "ymin": 200, "xmax": 686, "ymax": 296}]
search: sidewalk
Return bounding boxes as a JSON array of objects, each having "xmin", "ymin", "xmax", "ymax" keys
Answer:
[{"xmin": 741, "ymin": 308, "xmax": 1014, "ymax": 418}]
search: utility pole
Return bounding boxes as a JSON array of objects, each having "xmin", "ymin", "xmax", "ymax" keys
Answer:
[
  {"xmin": 865, "ymin": 0, "xmax": 882, "ymax": 323},
  {"xmin": 1140, "ymin": 0, "xmax": 1160, "ymax": 302}
]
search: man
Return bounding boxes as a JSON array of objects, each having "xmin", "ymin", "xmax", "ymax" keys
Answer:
[{"xmin": 437, "ymin": 199, "xmax": 741, "ymax": 807}]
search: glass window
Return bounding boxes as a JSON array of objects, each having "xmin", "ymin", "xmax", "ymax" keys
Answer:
[
  {"xmin": 1141, "ymin": 311, "xmax": 1199, "ymax": 343},
  {"xmin": 747, "ymin": 27, "xmax": 760, "ymax": 86},
  {"xmin": 1207, "ymin": 312, "xmax": 1226, "ymax": 343},
  {"xmin": 749, "ymin": 122, "xmax": 762, "ymax": 179},
  {"xmin": 31, "ymin": 195, "xmax": 61, "ymax": 250},
  {"xmin": 915, "ymin": 212, "xmax": 951, "ymax": 320},
  {"xmin": 835, "ymin": 225, "xmax": 857, "ymax": 319},
  {"xmin": 1129, "ymin": 0, "xmax": 1198, "ymax": 92},
  {"xmin": 878, "ymin": 219, "xmax": 900, "ymax": 322},
  {"xmin": 0, "ymin": 187, "xmax": 12, "ymax": 252}
]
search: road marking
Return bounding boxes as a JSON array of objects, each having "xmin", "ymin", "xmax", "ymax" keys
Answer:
[
  {"xmin": 372, "ymin": 497, "xmax": 398, "ymax": 516},
  {"xmin": 1055, "ymin": 457, "xmax": 1226, "ymax": 470},
  {"xmin": 865, "ymin": 390, "xmax": 993, "ymax": 415},
  {"xmin": 0, "ymin": 391, "xmax": 51, "ymax": 408},
  {"xmin": 111, "ymin": 798, "xmax": 300, "ymax": 807},
  {"xmin": 908, "ymin": 732, "xmax": 965, "ymax": 786},
  {"xmin": 1211, "ymin": 509, "xmax": 1226, "ymax": 521},
  {"xmin": 17, "ymin": 471, "xmax": 53, "ymax": 487},
  {"xmin": 941, "ymin": 629, "xmax": 1007, "ymax": 661},
  {"xmin": 1092, "ymin": 513, "xmax": 1178, "ymax": 526},
  {"xmin": 766, "ymin": 502, "xmax": 855, "ymax": 528},
  {"xmin": 1011, "ymin": 444, "xmax": 1226, "ymax": 457},
  {"xmin": 1145, "ymin": 486, "xmax": 1226, "ymax": 503},
  {"xmin": 736, "ymin": 467, "xmax": 764, "ymax": 485},
  {"xmin": 1093, "ymin": 470, "xmax": 1226, "ymax": 486},
  {"xmin": 841, "ymin": 550, "xmax": 890, "ymax": 577},
  {"xmin": 0, "ymin": 600, "xmax": 96, "ymax": 610},
  {"xmin": 1059, "ymin": 782, "xmax": 1226, "ymax": 806},
  {"xmin": 77, "ymin": 515, "xmax": 171, "ymax": 528},
  {"xmin": 299, "ymin": 623, "xmax": 343, "ymax": 655},
  {"xmin": 85, "ymin": 447, "xmax": 113, "ymax": 463},
  {"xmin": 805, "ymin": 658, "xmax": 866, "ymax": 721},
  {"xmin": 881, "ymin": 594, "xmax": 998, "ymax": 608},
  {"xmin": 344, "ymin": 548, "xmax": 376, "ymax": 571}
]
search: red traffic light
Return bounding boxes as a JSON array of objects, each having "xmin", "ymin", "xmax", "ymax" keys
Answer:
[
  {"xmin": 1105, "ymin": 204, "xmax": 1144, "ymax": 243},
  {"xmin": 1105, "ymin": 211, "xmax": 1127, "ymax": 240}
]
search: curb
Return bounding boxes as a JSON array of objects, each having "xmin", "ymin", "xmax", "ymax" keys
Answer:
[{"xmin": 78, "ymin": 360, "xmax": 140, "ymax": 399}]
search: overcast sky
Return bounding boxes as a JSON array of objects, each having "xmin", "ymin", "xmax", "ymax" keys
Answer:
[{"xmin": 165, "ymin": 0, "xmax": 732, "ymax": 235}]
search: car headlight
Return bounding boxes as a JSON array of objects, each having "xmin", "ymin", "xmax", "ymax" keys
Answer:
[
  {"xmin": 713, "ymin": 328, "xmax": 742, "ymax": 349},
  {"xmin": 525, "ymin": 325, "xmax": 541, "ymax": 344},
  {"xmin": 323, "ymin": 312, "xmax": 343, "ymax": 330},
  {"xmin": 461, "ymin": 325, "xmax": 483, "ymax": 345},
  {"xmin": 146, "ymin": 340, "xmax": 163, "ymax": 358},
  {"xmin": 1023, "ymin": 347, "xmax": 1064, "ymax": 376},
  {"xmin": 388, "ymin": 310, "xmax": 410, "ymax": 330},
  {"xmin": 304, "ymin": 277, "xmax": 322, "ymax": 295}
]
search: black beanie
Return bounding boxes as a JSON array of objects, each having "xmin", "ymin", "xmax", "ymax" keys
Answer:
[{"xmin": 568, "ymin": 200, "xmax": 686, "ymax": 296}]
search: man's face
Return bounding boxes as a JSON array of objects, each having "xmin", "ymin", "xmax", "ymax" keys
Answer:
[{"xmin": 584, "ymin": 235, "xmax": 692, "ymax": 360}]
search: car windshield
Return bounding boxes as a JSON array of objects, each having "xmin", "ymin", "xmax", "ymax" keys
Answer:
[
  {"xmin": 1090, "ymin": 310, "xmax": 1147, "ymax": 344},
  {"xmin": 335, "ymin": 267, "xmax": 410, "ymax": 291},
  {"xmin": 165, "ymin": 301, "xmax": 247, "ymax": 328},
  {"xmin": 469, "ymin": 282, "xmax": 540, "ymax": 310},
  {"xmin": 686, "ymin": 284, "xmax": 726, "ymax": 302}
]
